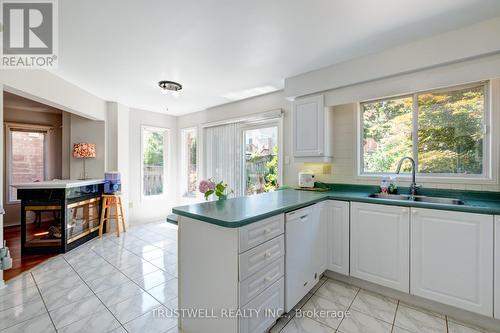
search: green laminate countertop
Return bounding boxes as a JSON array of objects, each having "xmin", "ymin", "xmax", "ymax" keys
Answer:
[{"xmin": 172, "ymin": 184, "xmax": 500, "ymax": 228}]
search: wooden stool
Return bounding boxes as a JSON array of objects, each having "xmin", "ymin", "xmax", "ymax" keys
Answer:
[{"xmin": 99, "ymin": 194, "xmax": 126, "ymax": 238}]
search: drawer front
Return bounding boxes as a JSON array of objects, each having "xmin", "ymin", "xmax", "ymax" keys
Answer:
[
  {"xmin": 239, "ymin": 277, "xmax": 284, "ymax": 333},
  {"xmin": 239, "ymin": 214, "xmax": 284, "ymax": 253},
  {"xmin": 239, "ymin": 235, "xmax": 285, "ymax": 281},
  {"xmin": 239, "ymin": 257, "xmax": 284, "ymax": 306},
  {"xmin": 285, "ymin": 206, "xmax": 313, "ymax": 221}
]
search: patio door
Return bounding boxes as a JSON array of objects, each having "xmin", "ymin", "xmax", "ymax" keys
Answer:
[{"xmin": 242, "ymin": 122, "xmax": 280, "ymax": 195}]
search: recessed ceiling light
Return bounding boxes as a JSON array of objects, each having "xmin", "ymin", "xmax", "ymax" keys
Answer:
[{"xmin": 159, "ymin": 80, "xmax": 182, "ymax": 97}]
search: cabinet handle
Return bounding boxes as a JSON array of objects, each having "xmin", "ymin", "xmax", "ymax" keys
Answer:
[
  {"xmin": 265, "ymin": 251, "xmax": 272, "ymax": 258},
  {"xmin": 412, "ymin": 210, "xmax": 418, "ymax": 215},
  {"xmin": 264, "ymin": 276, "xmax": 273, "ymax": 282},
  {"xmin": 402, "ymin": 208, "xmax": 408, "ymax": 213},
  {"xmin": 264, "ymin": 228, "xmax": 272, "ymax": 234},
  {"xmin": 300, "ymin": 214, "xmax": 308, "ymax": 220}
]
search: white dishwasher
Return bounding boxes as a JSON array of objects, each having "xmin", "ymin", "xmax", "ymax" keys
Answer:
[{"xmin": 285, "ymin": 205, "xmax": 315, "ymax": 312}]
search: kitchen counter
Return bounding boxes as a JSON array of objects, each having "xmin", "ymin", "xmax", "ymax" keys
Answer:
[
  {"xmin": 172, "ymin": 184, "xmax": 500, "ymax": 227},
  {"xmin": 12, "ymin": 179, "xmax": 104, "ymax": 189}
]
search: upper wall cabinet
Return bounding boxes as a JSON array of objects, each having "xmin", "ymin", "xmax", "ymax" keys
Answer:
[{"xmin": 292, "ymin": 95, "xmax": 332, "ymax": 161}]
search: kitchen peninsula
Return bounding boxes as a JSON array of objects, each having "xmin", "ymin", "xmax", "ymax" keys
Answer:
[
  {"xmin": 13, "ymin": 179, "xmax": 104, "ymax": 255},
  {"xmin": 173, "ymin": 185, "xmax": 500, "ymax": 333}
]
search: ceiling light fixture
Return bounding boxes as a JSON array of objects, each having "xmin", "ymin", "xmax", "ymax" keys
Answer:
[{"xmin": 159, "ymin": 80, "xmax": 182, "ymax": 97}]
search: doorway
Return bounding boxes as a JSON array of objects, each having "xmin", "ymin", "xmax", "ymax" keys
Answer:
[
  {"xmin": 242, "ymin": 121, "xmax": 280, "ymax": 195},
  {"xmin": 2, "ymin": 92, "xmax": 64, "ymax": 280}
]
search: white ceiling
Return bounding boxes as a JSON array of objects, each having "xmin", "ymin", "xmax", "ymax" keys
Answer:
[{"xmin": 55, "ymin": 0, "xmax": 500, "ymax": 115}]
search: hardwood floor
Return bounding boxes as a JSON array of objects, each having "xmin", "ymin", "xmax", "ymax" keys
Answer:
[{"xmin": 3, "ymin": 225, "xmax": 57, "ymax": 281}]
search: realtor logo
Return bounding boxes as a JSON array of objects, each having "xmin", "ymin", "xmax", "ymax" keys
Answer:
[{"xmin": 1, "ymin": 0, "xmax": 58, "ymax": 68}]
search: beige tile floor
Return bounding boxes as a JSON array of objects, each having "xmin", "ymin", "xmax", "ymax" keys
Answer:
[
  {"xmin": 0, "ymin": 221, "xmax": 496, "ymax": 333},
  {"xmin": 270, "ymin": 278, "xmax": 497, "ymax": 333},
  {"xmin": 0, "ymin": 221, "xmax": 178, "ymax": 333}
]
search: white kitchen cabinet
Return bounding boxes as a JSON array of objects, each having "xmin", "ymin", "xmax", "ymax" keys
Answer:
[
  {"xmin": 411, "ymin": 208, "xmax": 494, "ymax": 316},
  {"xmin": 313, "ymin": 201, "xmax": 329, "ymax": 276},
  {"xmin": 179, "ymin": 214, "xmax": 285, "ymax": 333},
  {"xmin": 292, "ymin": 95, "xmax": 332, "ymax": 160},
  {"xmin": 350, "ymin": 202, "xmax": 409, "ymax": 292},
  {"xmin": 495, "ymin": 216, "xmax": 500, "ymax": 319},
  {"xmin": 326, "ymin": 200, "xmax": 350, "ymax": 275}
]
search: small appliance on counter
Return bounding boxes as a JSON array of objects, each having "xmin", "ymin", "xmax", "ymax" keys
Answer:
[
  {"xmin": 104, "ymin": 171, "xmax": 121, "ymax": 194},
  {"xmin": 298, "ymin": 171, "xmax": 315, "ymax": 188}
]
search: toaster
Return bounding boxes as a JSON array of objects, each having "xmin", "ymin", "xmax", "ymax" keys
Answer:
[{"xmin": 298, "ymin": 172, "xmax": 315, "ymax": 188}]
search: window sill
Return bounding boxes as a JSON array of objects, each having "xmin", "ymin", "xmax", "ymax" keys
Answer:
[{"xmin": 141, "ymin": 193, "xmax": 168, "ymax": 201}]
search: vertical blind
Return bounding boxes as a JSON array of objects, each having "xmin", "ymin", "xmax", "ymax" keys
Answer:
[
  {"xmin": 202, "ymin": 109, "xmax": 282, "ymax": 199},
  {"xmin": 204, "ymin": 123, "xmax": 244, "ymax": 197}
]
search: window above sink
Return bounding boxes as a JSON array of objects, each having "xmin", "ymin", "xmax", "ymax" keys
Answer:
[{"xmin": 358, "ymin": 82, "xmax": 491, "ymax": 181}]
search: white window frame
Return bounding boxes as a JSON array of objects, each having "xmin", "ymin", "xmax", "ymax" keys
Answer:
[
  {"xmin": 180, "ymin": 126, "xmax": 199, "ymax": 198},
  {"xmin": 6, "ymin": 123, "xmax": 50, "ymax": 204},
  {"xmin": 357, "ymin": 81, "xmax": 493, "ymax": 182},
  {"xmin": 140, "ymin": 125, "xmax": 169, "ymax": 200},
  {"xmin": 240, "ymin": 118, "xmax": 283, "ymax": 195}
]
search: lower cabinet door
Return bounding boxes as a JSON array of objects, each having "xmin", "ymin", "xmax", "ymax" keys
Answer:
[
  {"xmin": 239, "ymin": 278, "xmax": 284, "ymax": 333},
  {"xmin": 350, "ymin": 202, "xmax": 410, "ymax": 292},
  {"xmin": 411, "ymin": 208, "xmax": 494, "ymax": 316},
  {"xmin": 312, "ymin": 201, "xmax": 328, "ymax": 278},
  {"xmin": 327, "ymin": 200, "xmax": 350, "ymax": 275},
  {"xmin": 496, "ymin": 216, "xmax": 500, "ymax": 319}
]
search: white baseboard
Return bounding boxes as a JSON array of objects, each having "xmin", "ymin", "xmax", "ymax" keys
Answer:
[{"xmin": 128, "ymin": 216, "xmax": 167, "ymax": 226}]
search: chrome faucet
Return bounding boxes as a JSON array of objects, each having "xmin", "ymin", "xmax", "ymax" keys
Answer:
[{"xmin": 395, "ymin": 156, "xmax": 420, "ymax": 196}]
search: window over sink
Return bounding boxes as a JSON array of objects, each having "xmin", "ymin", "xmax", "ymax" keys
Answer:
[{"xmin": 359, "ymin": 82, "xmax": 490, "ymax": 179}]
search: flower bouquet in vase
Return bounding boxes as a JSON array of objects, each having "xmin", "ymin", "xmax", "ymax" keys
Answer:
[{"xmin": 199, "ymin": 178, "xmax": 232, "ymax": 201}]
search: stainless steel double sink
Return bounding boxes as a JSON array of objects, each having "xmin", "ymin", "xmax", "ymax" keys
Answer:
[{"xmin": 369, "ymin": 193, "xmax": 465, "ymax": 205}]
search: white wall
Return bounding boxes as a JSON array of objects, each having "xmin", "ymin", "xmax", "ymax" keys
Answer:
[
  {"xmin": 105, "ymin": 102, "xmax": 130, "ymax": 226},
  {"xmin": 178, "ymin": 67, "xmax": 500, "ymax": 194},
  {"xmin": 116, "ymin": 104, "xmax": 130, "ymax": 219},
  {"xmin": 0, "ymin": 70, "xmax": 106, "ymax": 120},
  {"xmin": 128, "ymin": 108, "xmax": 177, "ymax": 224},
  {"xmin": 62, "ymin": 112, "xmax": 71, "ymax": 179},
  {"xmin": 285, "ymin": 15, "xmax": 500, "ymax": 99}
]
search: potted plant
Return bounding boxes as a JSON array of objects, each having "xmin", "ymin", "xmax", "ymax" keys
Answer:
[{"xmin": 199, "ymin": 178, "xmax": 232, "ymax": 201}]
